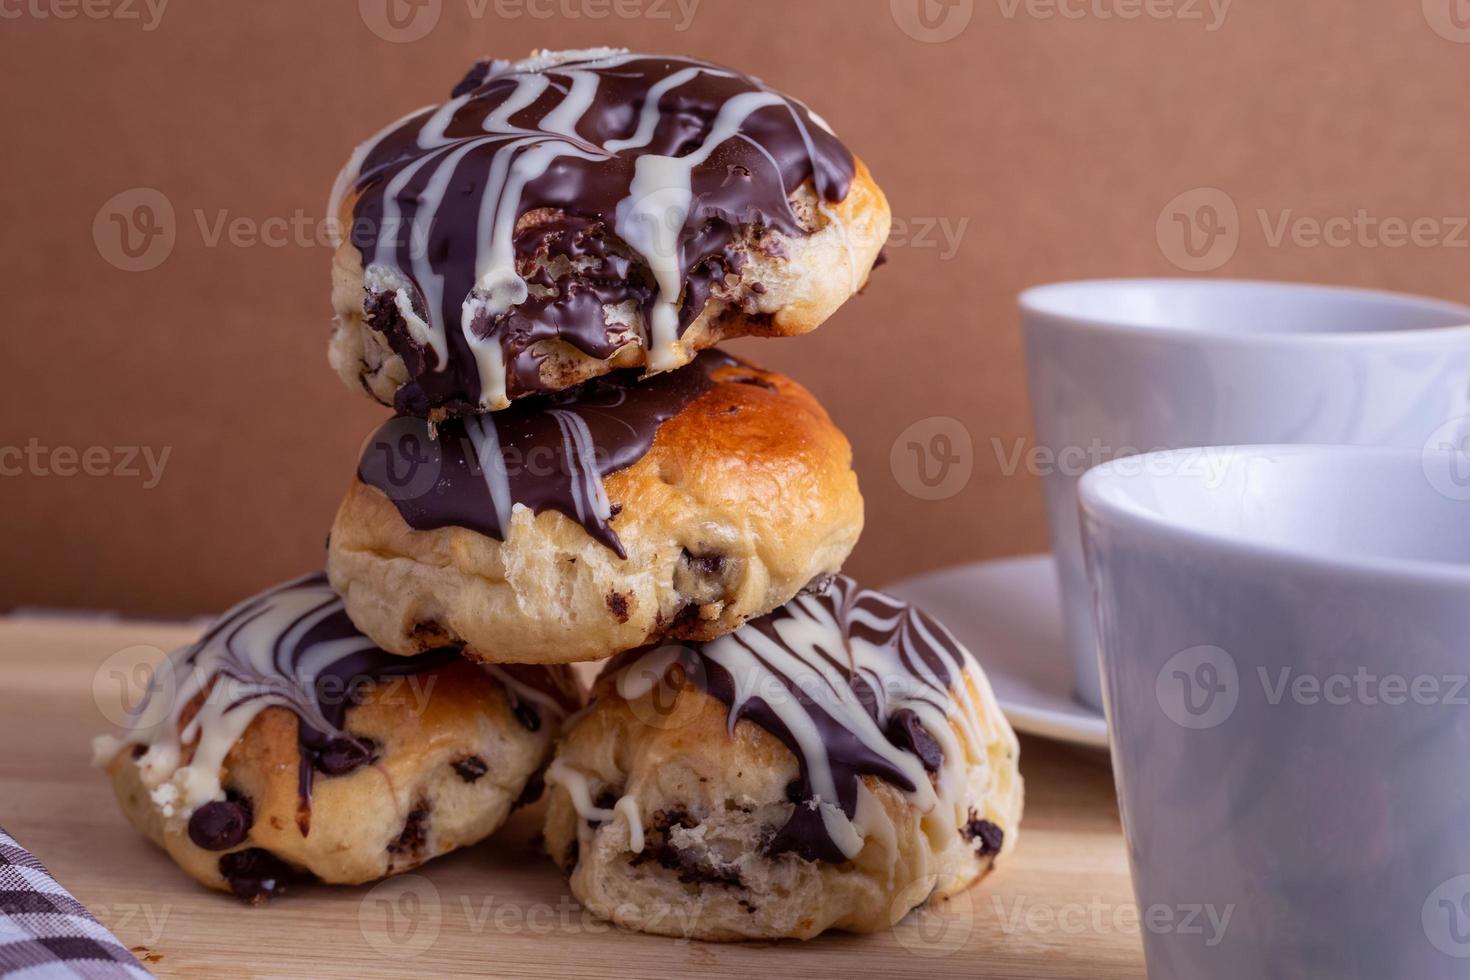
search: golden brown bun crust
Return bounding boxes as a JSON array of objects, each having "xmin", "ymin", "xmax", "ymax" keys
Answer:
[
  {"xmin": 542, "ymin": 667, "xmax": 1023, "ymax": 941},
  {"xmin": 104, "ymin": 661, "xmax": 575, "ymax": 897},
  {"xmin": 328, "ymin": 162, "xmax": 890, "ymax": 415},
  {"xmin": 327, "ymin": 360, "xmax": 864, "ymax": 665}
]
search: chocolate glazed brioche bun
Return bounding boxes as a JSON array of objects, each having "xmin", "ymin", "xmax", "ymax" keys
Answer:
[
  {"xmin": 327, "ymin": 352, "xmax": 864, "ymax": 666},
  {"xmin": 543, "ymin": 578, "xmax": 1023, "ymax": 942},
  {"xmin": 93, "ymin": 575, "xmax": 582, "ymax": 901},
  {"xmin": 327, "ymin": 48, "xmax": 889, "ymax": 418}
]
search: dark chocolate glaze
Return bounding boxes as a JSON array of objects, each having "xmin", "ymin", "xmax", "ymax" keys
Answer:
[
  {"xmin": 606, "ymin": 577, "xmax": 982, "ymax": 865},
  {"xmin": 178, "ymin": 574, "xmax": 461, "ymax": 824},
  {"xmin": 357, "ymin": 349, "xmax": 736, "ymax": 558},
  {"xmin": 284, "ymin": 621, "xmax": 455, "ymax": 820},
  {"xmin": 339, "ymin": 50, "xmax": 855, "ymax": 411},
  {"xmin": 122, "ymin": 576, "xmax": 579, "ymax": 882}
]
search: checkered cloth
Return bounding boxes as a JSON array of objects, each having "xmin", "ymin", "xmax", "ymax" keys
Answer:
[{"xmin": 0, "ymin": 828, "xmax": 150, "ymax": 979}]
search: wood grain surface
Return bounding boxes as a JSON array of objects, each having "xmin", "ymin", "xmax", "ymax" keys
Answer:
[
  {"xmin": 0, "ymin": 616, "xmax": 1143, "ymax": 978},
  {"xmin": 5, "ymin": 0, "xmax": 1469, "ymax": 617}
]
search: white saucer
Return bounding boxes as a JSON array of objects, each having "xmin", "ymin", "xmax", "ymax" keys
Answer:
[{"xmin": 886, "ymin": 554, "xmax": 1109, "ymax": 749}]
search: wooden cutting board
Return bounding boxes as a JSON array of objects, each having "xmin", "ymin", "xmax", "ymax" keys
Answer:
[{"xmin": 0, "ymin": 615, "xmax": 1144, "ymax": 979}]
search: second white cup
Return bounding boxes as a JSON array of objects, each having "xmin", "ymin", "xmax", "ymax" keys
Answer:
[
  {"xmin": 1080, "ymin": 446, "xmax": 1470, "ymax": 978},
  {"xmin": 1020, "ymin": 278, "xmax": 1470, "ymax": 710}
]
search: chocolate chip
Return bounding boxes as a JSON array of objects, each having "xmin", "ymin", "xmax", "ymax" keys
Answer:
[
  {"xmin": 887, "ymin": 709, "xmax": 944, "ymax": 773},
  {"xmin": 512, "ymin": 773, "xmax": 544, "ymax": 810},
  {"xmin": 388, "ymin": 803, "xmax": 431, "ymax": 858},
  {"xmin": 648, "ymin": 844, "xmax": 743, "ymax": 887},
  {"xmin": 961, "ymin": 810, "xmax": 1004, "ymax": 857},
  {"xmin": 451, "ymin": 58, "xmax": 492, "ymax": 97},
  {"xmin": 130, "ymin": 744, "xmax": 147, "ymax": 760},
  {"xmin": 188, "ymin": 794, "xmax": 253, "ymax": 851},
  {"xmin": 512, "ymin": 700, "xmax": 541, "ymax": 732},
  {"xmin": 683, "ymin": 552, "xmax": 726, "ymax": 576},
  {"xmin": 315, "ymin": 737, "xmax": 378, "ymax": 776},
  {"xmin": 452, "ymin": 755, "xmax": 488, "ymax": 783},
  {"xmin": 784, "ymin": 780, "xmax": 806, "ymax": 805},
  {"xmin": 606, "ymin": 592, "xmax": 630, "ymax": 623},
  {"xmin": 218, "ymin": 848, "xmax": 294, "ymax": 902},
  {"xmin": 669, "ymin": 603, "xmax": 705, "ymax": 629},
  {"xmin": 409, "ymin": 621, "xmax": 452, "ymax": 646},
  {"xmin": 673, "ymin": 550, "xmax": 736, "ymax": 613},
  {"xmin": 627, "ymin": 809, "xmax": 743, "ymax": 888}
]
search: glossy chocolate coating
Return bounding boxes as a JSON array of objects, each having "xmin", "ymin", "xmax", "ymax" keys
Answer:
[
  {"xmin": 339, "ymin": 50, "xmax": 855, "ymax": 412},
  {"xmin": 607, "ymin": 577, "xmax": 981, "ymax": 864},
  {"xmin": 178, "ymin": 576, "xmax": 460, "ymax": 818},
  {"xmin": 357, "ymin": 350, "xmax": 734, "ymax": 558}
]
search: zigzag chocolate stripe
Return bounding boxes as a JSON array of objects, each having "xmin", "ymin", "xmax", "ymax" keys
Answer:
[
  {"xmin": 605, "ymin": 577, "xmax": 988, "ymax": 863},
  {"xmin": 93, "ymin": 574, "xmax": 570, "ymax": 826},
  {"xmin": 332, "ymin": 48, "xmax": 855, "ymax": 413}
]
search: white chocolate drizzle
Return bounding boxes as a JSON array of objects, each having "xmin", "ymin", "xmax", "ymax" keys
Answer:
[
  {"xmin": 91, "ymin": 574, "xmax": 562, "ymax": 822},
  {"xmin": 571, "ymin": 578, "xmax": 1000, "ymax": 864},
  {"xmin": 335, "ymin": 49, "xmax": 855, "ymax": 410}
]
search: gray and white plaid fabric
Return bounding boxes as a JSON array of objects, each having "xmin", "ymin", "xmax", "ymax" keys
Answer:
[{"xmin": 0, "ymin": 828, "xmax": 150, "ymax": 979}]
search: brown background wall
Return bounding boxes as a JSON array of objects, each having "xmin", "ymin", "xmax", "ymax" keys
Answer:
[{"xmin": 3, "ymin": 0, "xmax": 1469, "ymax": 616}]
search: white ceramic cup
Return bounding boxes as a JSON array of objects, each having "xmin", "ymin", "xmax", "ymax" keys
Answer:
[
  {"xmin": 1080, "ymin": 445, "xmax": 1470, "ymax": 979},
  {"xmin": 1020, "ymin": 279, "xmax": 1470, "ymax": 710}
]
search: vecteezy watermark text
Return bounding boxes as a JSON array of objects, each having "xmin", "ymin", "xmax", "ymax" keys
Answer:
[
  {"xmin": 0, "ymin": 439, "xmax": 170, "ymax": 488},
  {"xmin": 91, "ymin": 903, "xmax": 171, "ymax": 946},
  {"xmin": 93, "ymin": 645, "xmax": 440, "ymax": 731},
  {"xmin": 1157, "ymin": 644, "xmax": 1470, "ymax": 730},
  {"xmin": 992, "ymin": 895, "xmax": 1234, "ymax": 947},
  {"xmin": 992, "ymin": 436, "xmax": 1235, "ymax": 485},
  {"xmin": 994, "ymin": 0, "xmax": 1231, "ymax": 30},
  {"xmin": 358, "ymin": 0, "xmax": 701, "ymax": 43},
  {"xmin": 1158, "ymin": 187, "xmax": 1470, "ymax": 272},
  {"xmin": 1259, "ymin": 667, "xmax": 1469, "ymax": 708},
  {"xmin": 358, "ymin": 875, "xmax": 703, "ymax": 958},
  {"xmin": 0, "ymin": 0, "xmax": 167, "ymax": 30},
  {"xmin": 96, "ymin": 184, "xmax": 956, "ymax": 272},
  {"xmin": 891, "ymin": 0, "xmax": 1229, "ymax": 42}
]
